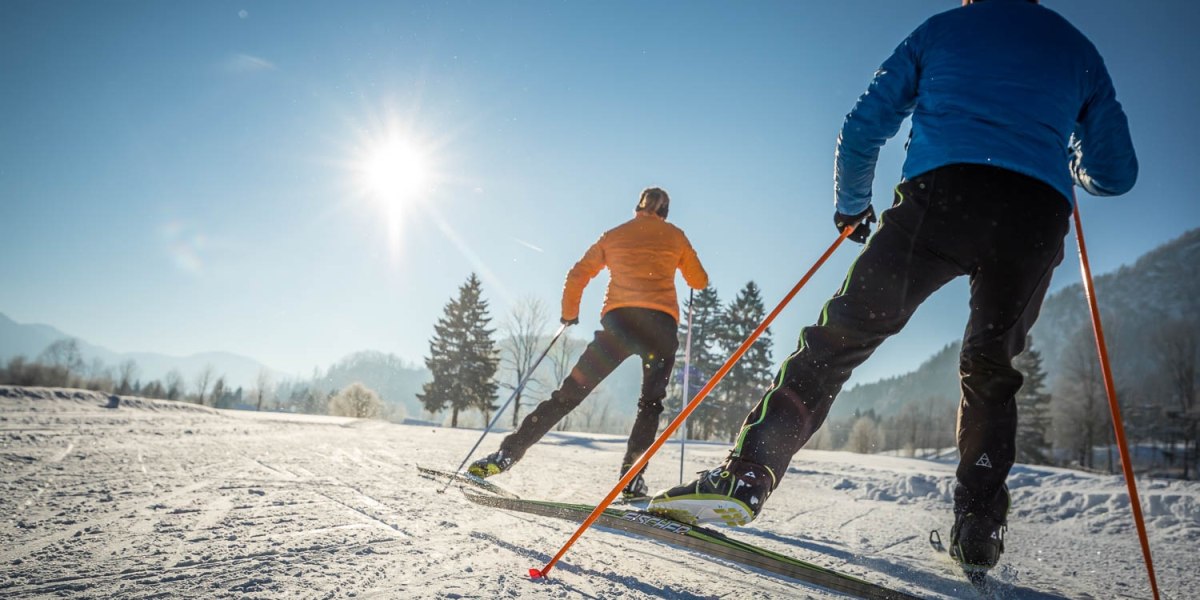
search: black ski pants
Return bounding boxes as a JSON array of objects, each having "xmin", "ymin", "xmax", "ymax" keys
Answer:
[
  {"xmin": 500, "ymin": 307, "xmax": 679, "ymax": 469},
  {"xmin": 731, "ymin": 163, "xmax": 1072, "ymax": 516}
]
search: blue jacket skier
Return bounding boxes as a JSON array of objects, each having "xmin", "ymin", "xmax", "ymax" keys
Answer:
[{"xmin": 649, "ymin": 0, "xmax": 1136, "ymax": 574}]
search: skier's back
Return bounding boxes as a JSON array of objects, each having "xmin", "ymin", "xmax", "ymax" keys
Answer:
[{"xmin": 471, "ymin": 187, "xmax": 708, "ymax": 498}]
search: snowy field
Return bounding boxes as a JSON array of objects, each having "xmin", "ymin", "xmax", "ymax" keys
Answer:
[{"xmin": 1, "ymin": 386, "xmax": 1197, "ymax": 599}]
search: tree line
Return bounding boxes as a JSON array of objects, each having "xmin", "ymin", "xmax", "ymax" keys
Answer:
[
  {"xmin": 6, "ymin": 274, "xmax": 1191, "ymax": 479},
  {"xmin": 0, "ymin": 338, "xmax": 387, "ymax": 420},
  {"xmin": 801, "ymin": 322, "xmax": 1197, "ymax": 481},
  {"xmin": 415, "ymin": 274, "xmax": 778, "ymax": 440}
]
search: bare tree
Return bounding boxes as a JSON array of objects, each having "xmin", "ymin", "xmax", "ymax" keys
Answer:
[
  {"xmin": 891, "ymin": 401, "xmax": 923, "ymax": 457},
  {"xmin": 329, "ymin": 382, "xmax": 384, "ymax": 419},
  {"xmin": 923, "ymin": 395, "xmax": 956, "ymax": 459},
  {"xmin": 1053, "ymin": 328, "xmax": 1109, "ymax": 470},
  {"xmin": 194, "ymin": 364, "xmax": 216, "ymax": 406},
  {"xmin": 38, "ymin": 338, "xmax": 84, "ymax": 387},
  {"xmin": 1155, "ymin": 318, "xmax": 1199, "ymax": 479},
  {"xmin": 254, "ymin": 368, "xmax": 273, "ymax": 411},
  {"xmin": 40, "ymin": 338, "xmax": 84, "ymax": 371},
  {"xmin": 164, "ymin": 369, "xmax": 185, "ymax": 401},
  {"xmin": 845, "ymin": 415, "xmax": 883, "ymax": 454},
  {"xmin": 85, "ymin": 358, "xmax": 114, "ymax": 393},
  {"xmin": 498, "ymin": 297, "xmax": 550, "ymax": 427},
  {"xmin": 807, "ymin": 423, "xmax": 837, "ymax": 451},
  {"xmin": 116, "ymin": 359, "xmax": 140, "ymax": 395},
  {"xmin": 549, "ymin": 334, "xmax": 585, "ymax": 432},
  {"xmin": 210, "ymin": 377, "xmax": 228, "ymax": 408}
]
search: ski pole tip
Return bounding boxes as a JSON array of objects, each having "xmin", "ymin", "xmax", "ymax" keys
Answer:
[{"xmin": 529, "ymin": 568, "xmax": 545, "ymax": 579}]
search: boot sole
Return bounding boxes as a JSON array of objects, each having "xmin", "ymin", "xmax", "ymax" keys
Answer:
[{"xmin": 647, "ymin": 496, "xmax": 755, "ymax": 527}]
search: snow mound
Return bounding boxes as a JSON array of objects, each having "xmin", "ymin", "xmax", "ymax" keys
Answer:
[{"xmin": 0, "ymin": 385, "xmax": 217, "ymax": 414}]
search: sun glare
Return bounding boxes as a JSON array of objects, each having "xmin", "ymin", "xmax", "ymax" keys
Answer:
[
  {"xmin": 363, "ymin": 138, "xmax": 429, "ymax": 203},
  {"xmin": 345, "ymin": 115, "xmax": 443, "ymax": 260}
]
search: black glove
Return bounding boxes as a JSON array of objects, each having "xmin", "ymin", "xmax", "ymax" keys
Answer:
[
  {"xmin": 561, "ymin": 317, "xmax": 579, "ymax": 326},
  {"xmin": 834, "ymin": 205, "xmax": 876, "ymax": 244}
]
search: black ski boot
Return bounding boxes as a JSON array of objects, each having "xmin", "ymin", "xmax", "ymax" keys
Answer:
[
  {"xmin": 949, "ymin": 485, "xmax": 1010, "ymax": 571},
  {"xmin": 467, "ymin": 449, "xmax": 516, "ymax": 479},
  {"xmin": 620, "ymin": 464, "xmax": 649, "ymax": 500},
  {"xmin": 647, "ymin": 458, "xmax": 775, "ymax": 526}
]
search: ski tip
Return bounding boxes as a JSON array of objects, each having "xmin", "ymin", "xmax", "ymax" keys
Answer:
[{"xmin": 528, "ymin": 568, "xmax": 545, "ymax": 579}]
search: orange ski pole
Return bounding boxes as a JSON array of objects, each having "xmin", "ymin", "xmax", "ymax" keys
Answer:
[
  {"xmin": 530, "ymin": 223, "xmax": 859, "ymax": 579},
  {"xmin": 1073, "ymin": 201, "xmax": 1160, "ymax": 600}
]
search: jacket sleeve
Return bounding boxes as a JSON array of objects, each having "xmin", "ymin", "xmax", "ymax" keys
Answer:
[
  {"xmin": 1071, "ymin": 56, "xmax": 1138, "ymax": 197},
  {"xmin": 678, "ymin": 235, "xmax": 709, "ymax": 290},
  {"xmin": 561, "ymin": 237, "xmax": 606, "ymax": 322},
  {"xmin": 834, "ymin": 28, "xmax": 922, "ymax": 215}
]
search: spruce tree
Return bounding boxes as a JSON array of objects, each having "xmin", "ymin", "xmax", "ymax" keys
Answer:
[
  {"xmin": 715, "ymin": 281, "xmax": 775, "ymax": 440},
  {"xmin": 418, "ymin": 273, "xmax": 500, "ymax": 427},
  {"xmin": 1014, "ymin": 335, "xmax": 1053, "ymax": 465},
  {"xmin": 677, "ymin": 286, "xmax": 724, "ymax": 439}
]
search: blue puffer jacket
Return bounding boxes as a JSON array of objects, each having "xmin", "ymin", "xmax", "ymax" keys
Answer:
[{"xmin": 834, "ymin": 0, "xmax": 1137, "ymax": 214}]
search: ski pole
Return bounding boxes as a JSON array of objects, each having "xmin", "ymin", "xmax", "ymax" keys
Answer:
[
  {"xmin": 531, "ymin": 223, "xmax": 860, "ymax": 579},
  {"xmin": 440, "ymin": 322, "xmax": 569, "ymax": 494},
  {"xmin": 679, "ymin": 288, "xmax": 695, "ymax": 485},
  {"xmin": 1072, "ymin": 201, "xmax": 1160, "ymax": 600}
]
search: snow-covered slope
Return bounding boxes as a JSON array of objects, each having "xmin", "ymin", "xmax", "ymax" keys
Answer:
[{"xmin": 1, "ymin": 386, "xmax": 1195, "ymax": 599}]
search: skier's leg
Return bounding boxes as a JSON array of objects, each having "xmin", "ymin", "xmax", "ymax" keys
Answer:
[
  {"xmin": 623, "ymin": 309, "xmax": 680, "ymax": 468},
  {"xmin": 731, "ymin": 175, "xmax": 962, "ymax": 483},
  {"xmin": 954, "ymin": 176, "xmax": 1071, "ymax": 520},
  {"xmin": 498, "ymin": 314, "xmax": 633, "ymax": 462},
  {"xmin": 651, "ymin": 173, "xmax": 965, "ymax": 524}
]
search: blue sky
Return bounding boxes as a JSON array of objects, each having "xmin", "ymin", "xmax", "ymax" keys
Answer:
[{"xmin": 2, "ymin": 1, "xmax": 1198, "ymax": 384}]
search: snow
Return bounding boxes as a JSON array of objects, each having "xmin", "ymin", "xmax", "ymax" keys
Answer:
[{"xmin": 1, "ymin": 386, "xmax": 1197, "ymax": 599}]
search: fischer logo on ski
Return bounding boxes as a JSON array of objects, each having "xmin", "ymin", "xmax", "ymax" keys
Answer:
[{"xmin": 619, "ymin": 512, "xmax": 692, "ymax": 534}]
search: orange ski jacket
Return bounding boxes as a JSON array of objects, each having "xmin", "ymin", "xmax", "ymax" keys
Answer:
[{"xmin": 561, "ymin": 212, "xmax": 708, "ymax": 324}]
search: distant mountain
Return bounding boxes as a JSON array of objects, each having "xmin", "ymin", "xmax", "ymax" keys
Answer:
[
  {"xmin": 1031, "ymin": 227, "xmax": 1200, "ymax": 388},
  {"xmin": 316, "ymin": 351, "xmax": 431, "ymax": 418},
  {"xmin": 828, "ymin": 227, "xmax": 1200, "ymax": 418},
  {"xmin": 0, "ymin": 312, "xmax": 278, "ymax": 389}
]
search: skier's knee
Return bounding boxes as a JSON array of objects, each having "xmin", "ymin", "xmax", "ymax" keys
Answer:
[{"xmin": 637, "ymin": 397, "xmax": 665, "ymax": 415}]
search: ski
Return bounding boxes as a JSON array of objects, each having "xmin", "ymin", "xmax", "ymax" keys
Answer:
[
  {"xmin": 465, "ymin": 492, "xmax": 923, "ymax": 600},
  {"xmin": 416, "ymin": 465, "xmax": 520, "ymax": 499}
]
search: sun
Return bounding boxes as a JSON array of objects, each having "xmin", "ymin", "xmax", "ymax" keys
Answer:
[
  {"xmin": 343, "ymin": 114, "xmax": 442, "ymax": 260},
  {"xmin": 362, "ymin": 137, "xmax": 429, "ymax": 204}
]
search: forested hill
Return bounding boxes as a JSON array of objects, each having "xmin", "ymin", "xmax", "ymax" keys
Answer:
[
  {"xmin": 830, "ymin": 342, "xmax": 960, "ymax": 420},
  {"xmin": 1031, "ymin": 226, "xmax": 1200, "ymax": 391},
  {"xmin": 829, "ymin": 227, "xmax": 1200, "ymax": 419}
]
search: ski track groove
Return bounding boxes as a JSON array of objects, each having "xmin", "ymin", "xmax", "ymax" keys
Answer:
[{"xmin": 2, "ymin": 537, "xmax": 413, "ymax": 596}]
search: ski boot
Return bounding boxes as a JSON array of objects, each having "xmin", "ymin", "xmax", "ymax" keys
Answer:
[
  {"xmin": 467, "ymin": 450, "xmax": 515, "ymax": 478},
  {"xmin": 949, "ymin": 485, "xmax": 1010, "ymax": 571},
  {"xmin": 620, "ymin": 463, "xmax": 649, "ymax": 501},
  {"xmin": 647, "ymin": 457, "xmax": 775, "ymax": 526}
]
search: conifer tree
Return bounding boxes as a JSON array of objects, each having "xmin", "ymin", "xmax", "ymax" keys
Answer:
[
  {"xmin": 714, "ymin": 281, "xmax": 774, "ymax": 440},
  {"xmin": 676, "ymin": 286, "xmax": 724, "ymax": 439},
  {"xmin": 1014, "ymin": 335, "xmax": 1053, "ymax": 465},
  {"xmin": 418, "ymin": 274, "xmax": 500, "ymax": 427}
]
